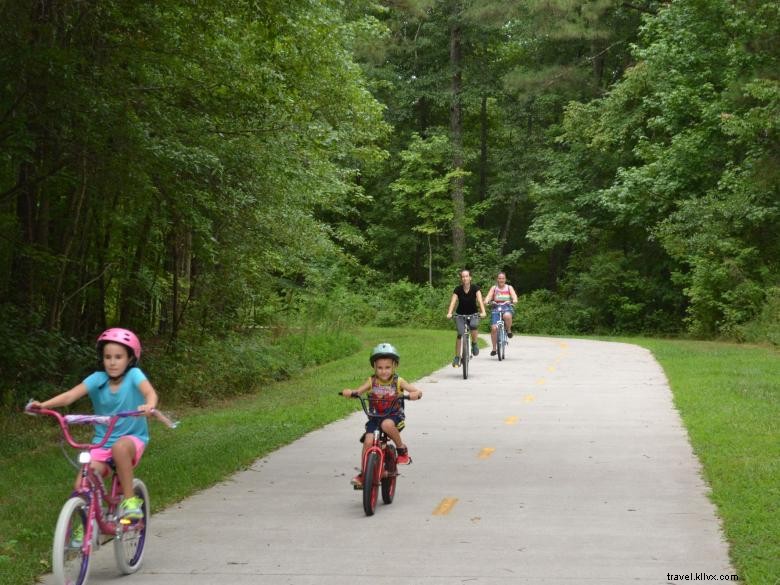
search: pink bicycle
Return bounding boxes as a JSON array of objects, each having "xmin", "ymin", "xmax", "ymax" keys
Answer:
[{"xmin": 25, "ymin": 403, "xmax": 175, "ymax": 585}]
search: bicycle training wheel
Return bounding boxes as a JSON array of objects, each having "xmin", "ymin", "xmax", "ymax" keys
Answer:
[
  {"xmin": 461, "ymin": 338, "xmax": 469, "ymax": 380},
  {"xmin": 114, "ymin": 478, "xmax": 149, "ymax": 574},
  {"xmin": 52, "ymin": 496, "xmax": 91, "ymax": 585},
  {"xmin": 381, "ymin": 445, "xmax": 397, "ymax": 505},
  {"xmin": 362, "ymin": 452, "xmax": 380, "ymax": 516}
]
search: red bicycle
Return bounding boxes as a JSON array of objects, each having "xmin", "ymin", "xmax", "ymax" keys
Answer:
[
  {"xmin": 343, "ymin": 393, "xmax": 411, "ymax": 516},
  {"xmin": 25, "ymin": 403, "xmax": 175, "ymax": 585}
]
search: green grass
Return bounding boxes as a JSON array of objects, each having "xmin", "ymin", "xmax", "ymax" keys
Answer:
[
  {"xmin": 613, "ymin": 337, "xmax": 779, "ymax": 585},
  {"xmin": 0, "ymin": 327, "xmax": 453, "ymax": 585},
  {"xmin": 1, "ymin": 332, "xmax": 777, "ymax": 584}
]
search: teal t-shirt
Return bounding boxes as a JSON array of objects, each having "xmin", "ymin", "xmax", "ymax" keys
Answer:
[{"xmin": 84, "ymin": 367, "xmax": 150, "ymax": 447}]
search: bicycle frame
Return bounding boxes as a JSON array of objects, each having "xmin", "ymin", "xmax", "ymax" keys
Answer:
[
  {"xmin": 491, "ymin": 305, "xmax": 510, "ymax": 361},
  {"xmin": 28, "ymin": 408, "xmax": 139, "ymax": 551},
  {"xmin": 454, "ymin": 313, "xmax": 480, "ymax": 379},
  {"xmin": 26, "ymin": 403, "xmax": 176, "ymax": 585}
]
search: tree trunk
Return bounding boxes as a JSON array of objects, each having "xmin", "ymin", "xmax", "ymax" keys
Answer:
[
  {"xmin": 478, "ymin": 94, "xmax": 489, "ymax": 206},
  {"xmin": 449, "ymin": 10, "xmax": 465, "ymax": 266},
  {"xmin": 9, "ymin": 165, "xmax": 36, "ymax": 308},
  {"xmin": 49, "ymin": 150, "xmax": 88, "ymax": 331}
]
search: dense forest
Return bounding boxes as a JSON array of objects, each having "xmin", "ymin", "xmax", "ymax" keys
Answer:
[{"xmin": 2, "ymin": 0, "xmax": 778, "ymax": 407}]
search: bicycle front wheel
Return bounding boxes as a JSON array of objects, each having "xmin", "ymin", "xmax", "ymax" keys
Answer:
[
  {"xmin": 381, "ymin": 445, "xmax": 397, "ymax": 505},
  {"xmin": 461, "ymin": 338, "xmax": 469, "ymax": 379},
  {"xmin": 52, "ymin": 496, "xmax": 91, "ymax": 585},
  {"xmin": 362, "ymin": 452, "xmax": 380, "ymax": 516},
  {"xmin": 498, "ymin": 326, "xmax": 505, "ymax": 361},
  {"xmin": 114, "ymin": 478, "xmax": 149, "ymax": 574}
]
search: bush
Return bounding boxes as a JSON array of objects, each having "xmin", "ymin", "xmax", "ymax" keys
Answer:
[
  {"xmin": 514, "ymin": 290, "xmax": 590, "ymax": 335},
  {"xmin": 737, "ymin": 286, "xmax": 780, "ymax": 346},
  {"xmin": 0, "ymin": 304, "xmax": 94, "ymax": 410},
  {"xmin": 145, "ymin": 326, "xmax": 361, "ymax": 406},
  {"xmin": 370, "ymin": 280, "xmax": 450, "ymax": 328}
]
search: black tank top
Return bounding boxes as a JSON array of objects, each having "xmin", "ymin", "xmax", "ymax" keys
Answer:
[{"xmin": 453, "ymin": 285, "xmax": 480, "ymax": 314}]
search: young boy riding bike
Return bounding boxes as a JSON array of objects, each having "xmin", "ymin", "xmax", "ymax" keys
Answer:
[{"xmin": 341, "ymin": 343, "xmax": 423, "ymax": 488}]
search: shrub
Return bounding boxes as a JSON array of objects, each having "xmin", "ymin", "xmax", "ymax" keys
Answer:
[{"xmin": 737, "ymin": 286, "xmax": 780, "ymax": 346}]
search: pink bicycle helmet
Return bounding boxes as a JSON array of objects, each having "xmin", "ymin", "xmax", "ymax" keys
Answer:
[{"xmin": 96, "ymin": 328, "xmax": 142, "ymax": 361}]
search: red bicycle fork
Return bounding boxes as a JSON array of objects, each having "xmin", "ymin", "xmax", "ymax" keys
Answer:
[{"xmin": 362, "ymin": 444, "xmax": 384, "ymax": 485}]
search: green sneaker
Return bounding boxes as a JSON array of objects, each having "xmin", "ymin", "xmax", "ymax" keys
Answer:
[
  {"xmin": 70, "ymin": 523, "xmax": 84, "ymax": 548},
  {"xmin": 119, "ymin": 496, "xmax": 144, "ymax": 521}
]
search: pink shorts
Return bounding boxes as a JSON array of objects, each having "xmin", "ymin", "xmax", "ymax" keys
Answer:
[{"xmin": 90, "ymin": 435, "xmax": 146, "ymax": 467}]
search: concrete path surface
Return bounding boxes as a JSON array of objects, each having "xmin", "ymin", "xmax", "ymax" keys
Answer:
[{"xmin": 44, "ymin": 336, "xmax": 736, "ymax": 584}]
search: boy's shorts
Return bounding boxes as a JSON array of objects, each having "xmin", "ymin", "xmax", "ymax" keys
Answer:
[
  {"xmin": 364, "ymin": 414, "xmax": 405, "ymax": 436},
  {"xmin": 90, "ymin": 435, "xmax": 146, "ymax": 467},
  {"xmin": 491, "ymin": 305, "xmax": 514, "ymax": 325}
]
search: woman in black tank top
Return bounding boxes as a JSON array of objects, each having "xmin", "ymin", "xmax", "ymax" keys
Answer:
[{"xmin": 446, "ymin": 269, "xmax": 487, "ymax": 367}]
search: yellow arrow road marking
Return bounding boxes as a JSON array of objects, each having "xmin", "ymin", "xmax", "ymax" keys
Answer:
[
  {"xmin": 478, "ymin": 447, "xmax": 496, "ymax": 459},
  {"xmin": 432, "ymin": 497, "xmax": 459, "ymax": 516}
]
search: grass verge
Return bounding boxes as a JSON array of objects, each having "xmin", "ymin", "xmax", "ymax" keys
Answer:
[
  {"xmin": 0, "ymin": 327, "xmax": 453, "ymax": 585},
  {"xmin": 615, "ymin": 337, "xmax": 779, "ymax": 584}
]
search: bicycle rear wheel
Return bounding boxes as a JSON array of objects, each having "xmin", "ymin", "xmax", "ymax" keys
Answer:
[
  {"xmin": 114, "ymin": 478, "xmax": 149, "ymax": 574},
  {"xmin": 362, "ymin": 451, "xmax": 380, "ymax": 516},
  {"xmin": 381, "ymin": 445, "xmax": 397, "ymax": 504},
  {"xmin": 52, "ymin": 496, "xmax": 91, "ymax": 585}
]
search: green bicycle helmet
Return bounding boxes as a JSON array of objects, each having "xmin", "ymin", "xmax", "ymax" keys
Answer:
[{"xmin": 369, "ymin": 342, "xmax": 400, "ymax": 366}]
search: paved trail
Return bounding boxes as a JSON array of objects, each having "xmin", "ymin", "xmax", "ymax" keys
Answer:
[{"xmin": 44, "ymin": 336, "xmax": 735, "ymax": 584}]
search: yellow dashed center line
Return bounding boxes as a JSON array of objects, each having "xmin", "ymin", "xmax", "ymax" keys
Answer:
[
  {"xmin": 432, "ymin": 497, "xmax": 459, "ymax": 516},
  {"xmin": 505, "ymin": 415, "xmax": 519, "ymax": 425},
  {"xmin": 547, "ymin": 365, "xmax": 556, "ymax": 373},
  {"xmin": 536, "ymin": 378, "xmax": 546, "ymax": 385},
  {"xmin": 524, "ymin": 394, "xmax": 536, "ymax": 402},
  {"xmin": 478, "ymin": 447, "xmax": 496, "ymax": 459}
]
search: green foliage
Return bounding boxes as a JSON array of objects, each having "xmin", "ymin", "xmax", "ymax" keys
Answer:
[
  {"xmin": 0, "ymin": 305, "xmax": 94, "ymax": 410},
  {"xmin": 513, "ymin": 290, "xmax": 587, "ymax": 335},
  {"xmin": 736, "ymin": 286, "xmax": 780, "ymax": 346},
  {"xmin": 524, "ymin": 0, "xmax": 780, "ymax": 341},
  {"xmin": 391, "ymin": 131, "xmax": 458, "ymax": 238},
  {"xmin": 138, "ymin": 327, "xmax": 362, "ymax": 407},
  {"xmin": 369, "ymin": 280, "xmax": 450, "ymax": 328}
]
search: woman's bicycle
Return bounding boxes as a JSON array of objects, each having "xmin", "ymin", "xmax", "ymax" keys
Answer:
[
  {"xmin": 343, "ymin": 393, "xmax": 411, "ymax": 516},
  {"xmin": 490, "ymin": 305, "xmax": 510, "ymax": 361},
  {"xmin": 454, "ymin": 313, "xmax": 480, "ymax": 379},
  {"xmin": 25, "ymin": 403, "xmax": 176, "ymax": 585}
]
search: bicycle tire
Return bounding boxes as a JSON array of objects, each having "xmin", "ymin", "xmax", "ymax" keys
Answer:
[
  {"xmin": 498, "ymin": 324, "xmax": 505, "ymax": 361},
  {"xmin": 461, "ymin": 337, "xmax": 469, "ymax": 379},
  {"xmin": 362, "ymin": 451, "xmax": 380, "ymax": 516},
  {"xmin": 381, "ymin": 445, "xmax": 397, "ymax": 504},
  {"xmin": 52, "ymin": 496, "xmax": 91, "ymax": 585},
  {"xmin": 114, "ymin": 478, "xmax": 149, "ymax": 574}
]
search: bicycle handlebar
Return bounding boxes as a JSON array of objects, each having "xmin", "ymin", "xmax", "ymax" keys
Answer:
[
  {"xmin": 336, "ymin": 392, "xmax": 415, "ymax": 419},
  {"xmin": 25, "ymin": 402, "xmax": 178, "ymax": 450}
]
